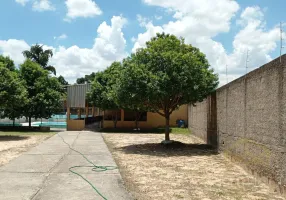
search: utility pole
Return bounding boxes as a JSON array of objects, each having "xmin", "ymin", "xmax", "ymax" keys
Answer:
[{"xmin": 245, "ymin": 49, "xmax": 250, "ymax": 74}]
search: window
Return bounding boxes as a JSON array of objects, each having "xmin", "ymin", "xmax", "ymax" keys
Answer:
[
  {"xmin": 104, "ymin": 110, "xmax": 121, "ymax": 121},
  {"xmin": 124, "ymin": 111, "xmax": 147, "ymax": 121},
  {"xmin": 80, "ymin": 108, "xmax": 86, "ymax": 119}
]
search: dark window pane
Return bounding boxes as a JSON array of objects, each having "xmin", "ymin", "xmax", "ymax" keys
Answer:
[
  {"xmin": 104, "ymin": 110, "xmax": 121, "ymax": 121},
  {"xmin": 124, "ymin": 111, "xmax": 147, "ymax": 121}
]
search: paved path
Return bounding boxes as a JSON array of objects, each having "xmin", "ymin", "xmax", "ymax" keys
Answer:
[{"xmin": 0, "ymin": 131, "xmax": 132, "ymax": 200}]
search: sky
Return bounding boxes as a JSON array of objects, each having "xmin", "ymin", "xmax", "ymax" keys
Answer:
[{"xmin": 0, "ymin": 0, "xmax": 285, "ymax": 85}]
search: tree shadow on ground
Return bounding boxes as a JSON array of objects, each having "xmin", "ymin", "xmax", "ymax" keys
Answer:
[
  {"xmin": 100, "ymin": 128, "xmax": 189, "ymax": 134},
  {"xmin": 0, "ymin": 136, "xmax": 30, "ymax": 141},
  {"xmin": 116, "ymin": 141, "xmax": 218, "ymax": 157}
]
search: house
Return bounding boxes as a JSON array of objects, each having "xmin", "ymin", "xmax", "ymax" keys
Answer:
[{"xmin": 66, "ymin": 84, "xmax": 187, "ymax": 131}]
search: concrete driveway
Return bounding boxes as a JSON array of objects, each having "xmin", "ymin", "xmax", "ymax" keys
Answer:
[{"xmin": 0, "ymin": 131, "xmax": 132, "ymax": 200}]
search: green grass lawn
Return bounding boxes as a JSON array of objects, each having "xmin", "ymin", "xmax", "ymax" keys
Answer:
[
  {"xmin": 170, "ymin": 128, "xmax": 190, "ymax": 134},
  {"xmin": 0, "ymin": 131, "xmax": 56, "ymax": 136}
]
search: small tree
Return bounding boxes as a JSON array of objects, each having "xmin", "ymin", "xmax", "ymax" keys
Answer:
[
  {"xmin": 88, "ymin": 62, "xmax": 122, "ymax": 128},
  {"xmin": 0, "ymin": 64, "xmax": 27, "ymax": 125},
  {"xmin": 120, "ymin": 33, "xmax": 218, "ymax": 142},
  {"xmin": 20, "ymin": 60, "xmax": 62, "ymax": 127}
]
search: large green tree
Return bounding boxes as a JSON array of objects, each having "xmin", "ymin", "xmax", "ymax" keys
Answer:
[
  {"xmin": 0, "ymin": 55, "xmax": 15, "ymax": 71},
  {"xmin": 88, "ymin": 62, "xmax": 122, "ymax": 128},
  {"xmin": 23, "ymin": 44, "xmax": 56, "ymax": 75},
  {"xmin": 0, "ymin": 64, "xmax": 27, "ymax": 125},
  {"xmin": 118, "ymin": 33, "xmax": 218, "ymax": 142},
  {"xmin": 20, "ymin": 59, "xmax": 62, "ymax": 127}
]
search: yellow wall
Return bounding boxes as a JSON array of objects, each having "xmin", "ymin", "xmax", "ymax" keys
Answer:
[
  {"xmin": 67, "ymin": 119, "xmax": 85, "ymax": 131},
  {"xmin": 103, "ymin": 105, "xmax": 188, "ymax": 129}
]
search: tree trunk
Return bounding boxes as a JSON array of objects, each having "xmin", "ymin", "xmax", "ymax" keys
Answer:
[
  {"xmin": 165, "ymin": 113, "xmax": 170, "ymax": 141},
  {"xmin": 13, "ymin": 119, "xmax": 15, "ymax": 127},
  {"xmin": 135, "ymin": 120, "xmax": 139, "ymax": 130},
  {"xmin": 29, "ymin": 116, "xmax": 32, "ymax": 128},
  {"xmin": 113, "ymin": 120, "xmax": 117, "ymax": 128},
  {"xmin": 113, "ymin": 111, "xmax": 118, "ymax": 128},
  {"xmin": 134, "ymin": 111, "xmax": 141, "ymax": 130}
]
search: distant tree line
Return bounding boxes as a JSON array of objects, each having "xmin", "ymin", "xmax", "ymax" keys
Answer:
[
  {"xmin": 0, "ymin": 45, "xmax": 69, "ymax": 127},
  {"xmin": 76, "ymin": 72, "xmax": 96, "ymax": 84}
]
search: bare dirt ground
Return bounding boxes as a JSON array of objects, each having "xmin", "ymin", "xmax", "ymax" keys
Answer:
[
  {"xmin": 103, "ymin": 133, "xmax": 285, "ymax": 200},
  {"xmin": 0, "ymin": 135, "xmax": 51, "ymax": 166}
]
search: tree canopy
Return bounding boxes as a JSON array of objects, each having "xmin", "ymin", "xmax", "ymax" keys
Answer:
[
  {"xmin": 58, "ymin": 75, "xmax": 69, "ymax": 86},
  {"xmin": 23, "ymin": 44, "xmax": 56, "ymax": 75},
  {"xmin": 0, "ymin": 55, "xmax": 15, "ymax": 71},
  {"xmin": 76, "ymin": 72, "xmax": 96, "ymax": 84},
  {"xmin": 20, "ymin": 59, "xmax": 62, "ymax": 127},
  {"xmin": 116, "ymin": 33, "xmax": 218, "ymax": 141},
  {"xmin": 88, "ymin": 62, "xmax": 123, "ymax": 128},
  {"xmin": 0, "ymin": 64, "xmax": 27, "ymax": 124},
  {"xmin": 58, "ymin": 75, "xmax": 69, "ymax": 94}
]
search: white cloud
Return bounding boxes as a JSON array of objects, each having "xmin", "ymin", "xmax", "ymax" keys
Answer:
[
  {"xmin": 134, "ymin": 0, "xmax": 239, "ymax": 52},
  {"xmin": 221, "ymin": 7, "xmax": 280, "ymax": 81},
  {"xmin": 132, "ymin": 22, "xmax": 164, "ymax": 52},
  {"xmin": 131, "ymin": 37, "xmax": 136, "ymax": 43},
  {"xmin": 0, "ymin": 39, "xmax": 30, "ymax": 64},
  {"xmin": 154, "ymin": 15, "xmax": 162, "ymax": 20},
  {"xmin": 137, "ymin": 14, "xmax": 149, "ymax": 27},
  {"xmin": 54, "ymin": 34, "xmax": 68, "ymax": 40},
  {"xmin": 0, "ymin": 16, "xmax": 127, "ymax": 83},
  {"xmin": 15, "ymin": 0, "xmax": 29, "ymax": 6},
  {"xmin": 65, "ymin": 0, "xmax": 102, "ymax": 20},
  {"xmin": 32, "ymin": 0, "xmax": 55, "ymax": 12},
  {"xmin": 135, "ymin": 1, "xmax": 281, "ymax": 86}
]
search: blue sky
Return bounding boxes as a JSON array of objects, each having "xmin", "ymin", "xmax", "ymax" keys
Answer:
[{"xmin": 0, "ymin": 0, "xmax": 285, "ymax": 84}]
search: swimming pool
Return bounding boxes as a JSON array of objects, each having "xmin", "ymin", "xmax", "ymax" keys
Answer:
[{"xmin": 32, "ymin": 122, "xmax": 67, "ymax": 128}]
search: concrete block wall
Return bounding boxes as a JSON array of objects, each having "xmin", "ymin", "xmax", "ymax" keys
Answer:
[
  {"xmin": 188, "ymin": 99, "xmax": 208, "ymax": 142},
  {"xmin": 189, "ymin": 55, "xmax": 286, "ymax": 193},
  {"xmin": 189, "ymin": 94, "xmax": 217, "ymax": 146}
]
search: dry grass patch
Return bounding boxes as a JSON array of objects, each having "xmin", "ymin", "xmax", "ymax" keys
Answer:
[
  {"xmin": 0, "ymin": 131, "xmax": 54, "ymax": 166},
  {"xmin": 103, "ymin": 133, "xmax": 285, "ymax": 200}
]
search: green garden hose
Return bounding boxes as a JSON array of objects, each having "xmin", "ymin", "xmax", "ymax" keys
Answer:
[{"xmin": 57, "ymin": 133, "xmax": 117, "ymax": 200}]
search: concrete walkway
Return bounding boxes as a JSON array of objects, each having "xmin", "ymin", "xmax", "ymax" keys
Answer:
[{"xmin": 0, "ymin": 131, "xmax": 132, "ymax": 200}]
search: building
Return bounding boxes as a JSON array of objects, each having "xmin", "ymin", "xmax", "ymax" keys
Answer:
[
  {"xmin": 66, "ymin": 84, "xmax": 188, "ymax": 131},
  {"xmin": 102, "ymin": 106, "xmax": 187, "ymax": 129}
]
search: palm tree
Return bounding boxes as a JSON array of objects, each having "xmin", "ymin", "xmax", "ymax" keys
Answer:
[{"xmin": 23, "ymin": 44, "xmax": 56, "ymax": 75}]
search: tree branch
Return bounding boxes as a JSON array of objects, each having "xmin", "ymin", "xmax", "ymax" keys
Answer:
[
  {"xmin": 169, "ymin": 96, "xmax": 182, "ymax": 115},
  {"xmin": 156, "ymin": 111, "xmax": 165, "ymax": 117}
]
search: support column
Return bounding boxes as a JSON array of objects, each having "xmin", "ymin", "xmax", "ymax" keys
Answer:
[
  {"xmin": 67, "ymin": 107, "xmax": 70, "ymax": 120},
  {"xmin": 86, "ymin": 107, "xmax": 89, "ymax": 118}
]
